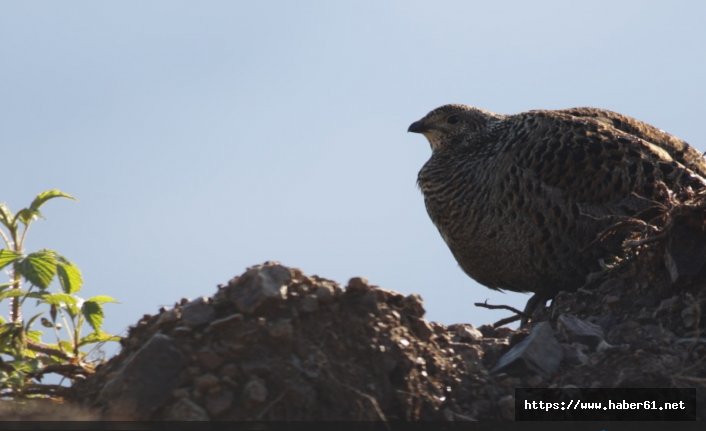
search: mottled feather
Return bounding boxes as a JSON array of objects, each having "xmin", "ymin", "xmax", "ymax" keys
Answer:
[{"xmin": 410, "ymin": 104, "xmax": 706, "ymax": 299}]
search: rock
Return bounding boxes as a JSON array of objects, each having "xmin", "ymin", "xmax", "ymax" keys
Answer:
[
  {"xmin": 243, "ymin": 376, "xmax": 268, "ymax": 403},
  {"xmin": 197, "ymin": 348, "xmax": 224, "ymax": 371},
  {"xmin": 346, "ymin": 277, "xmax": 370, "ymax": 294},
  {"xmin": 603, "ymin": 295, "xmax": 620, "ymax": 305},
  {"xmin": 206, "ymin": 313, "xmax": 244, "ymax": 332},
  {"xmin": 154, "ymin": 308, "xmax": 178, "ymax": 327},
  {"xmin": 220, "ymin": 363, "xmax": 240, "ymax": 379},
  {"xmin": 314, "ymin": 283, "xmax": 336, "ymax": 303},
  {"xmin": 180, "ymin": 297, "xmax": 216, "ymax": 327},
  {"xmin": 491, "ymin": 322, "xmax": 563, "ymax": 377},
  {"xmin": 681, "ymin": 300, "xmax": 700, "ymax": 329},
  {"xmin": 172, "ymin": 326, "xmax": 193, "ymax": 337},
  {"xmin": 228, "ymin": 264, "xmax": 291, "ymax": 314},
  {"xmin": 597, "ymin": 278, "xmax": 625, "ymax": 292},
  {"xmin": 561, "ymin": 344, "xmax": 589, "ymax": 366},
  {"xmin": 205, "ymin": 391, "xmax": 234, "ymax": 417},
  {"xmin": 497, "ymin": 395, "xmax": 515, "ymax": 420},
  {"xmin": 268, "ymin": 319, "xmax": 294, "ymax": 339},
  {"xmin": 99, "ymin": 333, "xmax": 185, "ymax": 419},
  {"xmin": 194, "ymin": 373, "xmax": 220, "ymax": 393},
  {"xmin": 409, "ymin": 317, "xmax": 433, "ymax": 341},
  {"xmin": 402, "ymin": 294, "xmax": 426, "ymax": 318},
  {"xmin": 452, "ymin": 343, "xmax": 483, "ymax": 364},
  {"xmin": 557, "ymin": 314, "xmax": 605, "ymax": 349},
  {"xmin": 299, "ymin": 294, "xmax": 319, "ymax": 313},
  {"xmin": 451, "ymin": 324, "xmax": 484, "ymax": 342},
  {"xmin": 165, "ymin": 398, "xmax": 209, "ymax": 421}
]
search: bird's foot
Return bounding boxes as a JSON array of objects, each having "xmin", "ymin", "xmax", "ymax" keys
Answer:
[{"xmin": 520, "ymin": 293, "xmax": 549, "ymax": 328}]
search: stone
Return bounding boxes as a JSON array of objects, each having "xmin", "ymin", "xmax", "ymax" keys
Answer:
[
  {"xmin": 220, "ymin": 362, "xmax": 239, "ymax": 377},
  {"xmin": 155, "ymin": 308, "xmax": 178, "ymax": 327},
  {"xmin": 228, "ymin": 264, "xmax": 292, "ymax": 314},
  {"xmin": 491, "ymin": 322, "xmax": 563, "ymax": 377},
  {"xmin": 346, "ymin": 277, "xmax": 370, "ymax": 294},
  {"xmin": 194, "ymin": 373, "xmax": 220, "ymax": 393},
  {"xmin": 451, "ymin": 324, "xmax": 484, "ymax": 342},
  {"xmin": 557, "ymin": 314, "xmax": 605, "ymax": 349},
  {"xmin": 197, "ymin": 348, "xmax": 224, "ymax": 371},
  {"xmin": 206, "ymin": 313, "xmax": 244, "ymax": 332},
  {"xmin": 497, "ymin": 395, "xmax": 515, "ymax": 420},
  {"xmin": 165, "ymin": 398, "xmax": 209, "ymax": 421},
  {"xmin": 243, "ymin": 376, "xmax": 268, "ymax": 403},
  {"xmin": 409, "ymin": 317, "xmax": 433, "ymax": 341},
  {"xmin": 268, "ymin": 318, "xmax": 294, "ymax": 339},
  {"xmin": 99, "ymin": 332, "xmax": 185, "ymax": 419},
  {"xmin": 180, "ymin": 296, "xmax": 216, "ymax": 327},
  {"xmin": 314, "ymin": 283, "xmax": 336, "ymax": 303},
  {"xmin": 205, "ymin": 391, "xmax": 234, "ymax": 417},
  {"xmin": 402, "ymin": 294, "xmax": 426, "ymax": 318},
  {"xmin": 562, "ymin": 343, "xmax": 589, "ymax": 366},
  {"xmin": 299, "ymin": 294, "xmax": 319, "ymax": 313}
]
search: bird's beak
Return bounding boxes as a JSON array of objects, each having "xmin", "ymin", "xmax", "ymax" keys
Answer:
[{"xmin": 407, "ymin": 119, "xmax": 428, "ymax": 133}]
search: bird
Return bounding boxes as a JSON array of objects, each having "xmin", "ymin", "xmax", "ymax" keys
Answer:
[{"xmin": 408, "ymin": 104, "xmax": 706, "ymax": 322}]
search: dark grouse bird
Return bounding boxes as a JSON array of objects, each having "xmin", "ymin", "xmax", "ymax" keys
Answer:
[{"xmin": 409, "ymin": 104, "xmax": 706, "ymax": 319}]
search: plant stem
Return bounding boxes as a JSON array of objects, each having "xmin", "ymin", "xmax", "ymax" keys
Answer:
[
  {"xmin": 26, "ymin": 340, "xmax": 72, "ymax": 361},
  {"xmin": 10, "ymin": 264, "xmax": 21, "ymax": 323},
  {"xmin": 0, "ymin": 228, "xmax": 10, "ymax": 248},
  {"xmin": 9, "ymin": 226, "xmax": 22, "ymax": 323}
]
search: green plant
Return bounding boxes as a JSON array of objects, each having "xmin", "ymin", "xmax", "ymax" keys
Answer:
[{"xmin": 0, "ymin": 189, "xmax": 118, "ymax": 397}]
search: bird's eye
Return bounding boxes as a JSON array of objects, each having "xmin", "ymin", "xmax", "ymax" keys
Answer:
[{"xmin": 447, "ymin": 115, "xmax": 460, "ymax": 125}]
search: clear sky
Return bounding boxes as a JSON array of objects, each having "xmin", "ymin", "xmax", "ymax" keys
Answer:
[{"xmin": 1, "ymin": 1, "xmax": 705, "ymax": 346}]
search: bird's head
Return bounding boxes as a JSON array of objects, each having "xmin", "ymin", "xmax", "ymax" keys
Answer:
[{"xmin": 408, "ymin": 104, "xmax": 502, "ymax": 151}]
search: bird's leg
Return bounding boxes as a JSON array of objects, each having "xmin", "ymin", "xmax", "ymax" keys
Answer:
[{"xmin": 521, "ymin": 293, "xmax": 548, "ymax": 328}]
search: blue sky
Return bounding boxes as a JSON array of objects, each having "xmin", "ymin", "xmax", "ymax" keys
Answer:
[{"xmin": 1, "ymin": 1, "xmax": 705, "ymax": 346}]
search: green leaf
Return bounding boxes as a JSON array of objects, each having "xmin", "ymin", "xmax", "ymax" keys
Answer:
[
  {"xmin": 42, "ymin": 292, "xmax": 76, "ymax": 306},
  {"xmin": 25, "ymin": 313, "xmax": 43, "ymax": 332},
  {"xmin": 0, "ymin": 249, "xmax": 22, "ymax": 270},
  {"xmin": 86, "ymin": 295, "xmax": 117, "ymax": 304},
  {"xmin": 42, "ymin": 292, "xmax": 80, "ymax": 316},
  {"xmin": 0, "ymin": 322, "xmax": 19, "ymax": 338},
  {"xmin": 11, "ymin": 359, "xmax": 37, "ymax": 373},
  {"xmin": 18, "ymin": 250, "xmax": 57, "ymax": 289},
  {"xmin": 0, "ymin": 203, "xmax": 14, "ymax": 228},
  {"xmin": 28, "ymin": 189, "xmax": 76, "ymax": 213},
  {"xmin": 25, "ymin": 329, "xmax": 42, "ymax": 343},
  {"xmin": 56, "ymin": 259, "xmax": 83, "ymax": 294},
  {"xmin": 0, "ymin": 289, "xmax": 29, "ymax": 301},
  {"xmin": 82, "ymin": 300, "xmax": 104, "ymax": 332},
  {"xmin": 15, "ymin": 208, "xmax": 41, "ymax": 225},
  {"xmin": 79, "ymin": 330, "xmax": 120, "ymax": 347},
  {"xmin": 58, "ymin": 340, "xmax": 73, "ymax": 353}
]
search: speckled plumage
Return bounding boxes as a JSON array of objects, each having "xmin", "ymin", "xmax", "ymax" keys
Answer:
[{"xmin": 410, "ymin": 104, "xmax": 706, "ymax": 302}]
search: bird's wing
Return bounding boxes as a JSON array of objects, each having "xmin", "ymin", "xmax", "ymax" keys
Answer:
[
  {"xmin": 556, "ymin": 107, "xmax": 706, "ymax": 178},
  {"xmin": 503, "ymin": 110, "xmax": 706, "ymax": 208}
]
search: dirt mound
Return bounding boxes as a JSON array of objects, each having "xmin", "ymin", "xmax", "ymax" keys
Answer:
[
  {"xmin": 71, "ymin": 263, "xmax": 514, "ymax": 420},
  {"xmin": 69, "ymin": 197, "xmax": 706, "ymax": 421}
]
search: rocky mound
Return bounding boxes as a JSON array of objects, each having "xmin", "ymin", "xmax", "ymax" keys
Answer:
[
  {"xmin": 70, "ymin": 263, "xmax": 510, "ymax": 420},
  {"xmin": 68, "ymin": 264, "xmax": 706, "ymax": 420},
  {"xmin": 67, "ymin": 197, "xmax": 706, "ymax": 421}
]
